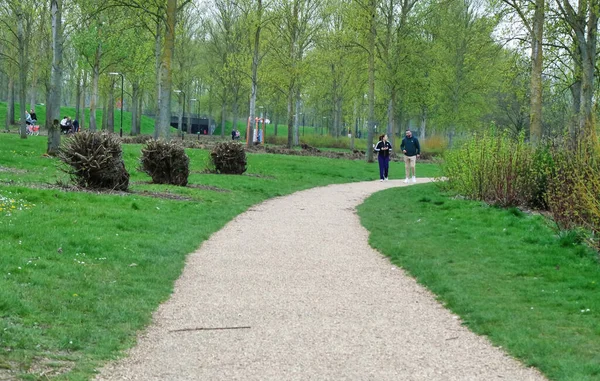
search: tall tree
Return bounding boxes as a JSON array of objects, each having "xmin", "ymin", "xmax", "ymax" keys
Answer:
[
  {"xmin": 555, "ymin": 0, "xmax": 598, "ymax": 138},
  {"xmin": 48, "ymin": 0, "xmax": 63, "ymax": 154},
  {"xmin": 501, "ymin": 0, "xmax": 545, "ymax": 143}
]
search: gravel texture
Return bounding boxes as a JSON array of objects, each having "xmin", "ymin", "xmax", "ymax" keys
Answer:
[{"xmin": 96, "ymin": 179, "xmax": 547, "ymax": 381}]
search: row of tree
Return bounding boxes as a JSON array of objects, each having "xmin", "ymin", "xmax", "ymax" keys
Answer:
[{"xmin": 0, "ymin": 0, "xmax": 597, "ymax": 160}]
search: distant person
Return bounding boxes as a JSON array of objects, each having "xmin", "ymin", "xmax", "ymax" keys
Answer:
[
  {"xmin": 72, "ymin": 119, "xmax": 80, "ymax": 132},
  {"xmin": 232, "ymin": 129, "xmax": 237, "ymax": 140},
  {"xmin": 25, "ymin": 111, "xmax": 33, "ymax": 125},
  {"xmin": 374, "ymin": 134, "xmax": 392, "ymax": 181},
  {"xmin": 29, "ymin": 109, "xmax": 37, "ymax": 123},
  {"xmin": 401, "ymin": 129, "xmax": 420, "ymax": 183},
  {"xmin": 60, "ymin": 116, "xmax": 70, "ymax": 134}
]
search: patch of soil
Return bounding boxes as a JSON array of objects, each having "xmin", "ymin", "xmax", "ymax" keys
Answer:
[
  {"xmin": 134, "ymin": 181, "xmax": 230, "ymax": 193},
  {"xmin": 134, "ymin": 190, "xmax": 195, "ymax": 201},
  {"xmin": 28, "ymin": 183, "xmax": 196, "ymax": 201},
  {"xmin": 0, "ymin": 166, "xmax": 26, "ymax": 174},
  {"xmin": 0, "ymin": 357, "xmax": 74, "ymax": 380},
  {"xmin": 186, "ymin": 184, "xmax": 231, "ymax": 192},
  {"xmin": 244, "ymin": 173, "xmax": 276, "ymax": 179},
  {"xmin": 26, "ymin": 357, "xmax": 75, "ymax": 378}
]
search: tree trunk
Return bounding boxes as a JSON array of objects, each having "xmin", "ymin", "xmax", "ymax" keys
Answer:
[
  {"xmin": 366, "ymin": 0, "xmax": 376, "ymax": 163},
  {"xmin": 136, "ymin": 96, "xmax": 142, "ymax": 134},
  {"xmin": 107, "ymin": 81, "xmax": 115, "ymax": 133},
  {"xmin": 154, "ymin": 15, "xmax": 163, "ymax": 137},
  {"xmin": 420, "ymin": 107, "xmax": 427, "ymax": 141},
  {"xmin": 274, "ymin": 113, "xmax": 278, "ymax": 136},
  {"xmin": 47, "ymin": 0, "xmax": 63, "ymax": 155},
  {"xmin": 9, "ymin": 78, "xmax": 15, "ymax": 125},
  {"xmin": 336, "ymin": 97, "xmax": 343, "ymax": 138},
  {"xmin": 529, "ymin": 0, "xmax": 544, "ymax": 144},
  {"xmin": 232, "ymin": 97, "xmax": 238, "ymax": 139},
  {"xmin": 17, "ymin": 10, "xmax": 29, "ymax": 139},
  {"xmin": 30, "ymin": 77, "xmax": 37, "ymax": 112},
  {"xmin": 89, "ymin": 55, "xmax": 100, "ymax": 131},
  {"xmin": 75, "ymin": 70, "xmax": 81, "ymax": 122},
  {"xmin": 187, "ymin": 96, "xmax": 192, "ymax": 135},
  {"xmin": 44, "ymin": 80, "xmax": 52, "ymax": 130},
  {"xmin": 387, "ymin": 92, "xmax": 396, "ymax": 147},
  {"xmin": 247, "ymin": 0, "xmax": 262, "ymax": 147},
  {"xmin": 177, "ymin": 95, "xmax": 183, "ymax": 135},
  {"xmin": 221, "ymin": 99, "xmax": 226, "ymax": 139},
  {"xmin": 79, "ymin": 71, "xmax": 87, "ymax": 130},
  {"xmin": 286, "ymin": 84, "xmax": 294, "ymax": 148},
  {"xmin": 579, "ymin": 27, "xmax": 597, "ymax": 136},
  {"xmin": 6, "ymin": 78, "xmax": 14, "ymax": 131},
  {"xmin": 157, "ymin": 0, "xmax": 177, "ymax": 140},
  {"xmin": 293, "ymin": 90, "xmax": 300, "ymax": 145},
  {"xmin": 132, "ymin": 82, "xmax": 140, "ymax": 135},
  {"xmin": 102, "ymin": 102, "xmax": 108, "ymax": 131}
]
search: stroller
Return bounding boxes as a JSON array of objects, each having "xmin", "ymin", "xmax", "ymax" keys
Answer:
[
  {"xmin": 26, "ymin": 124, "xmax": 40, "ymax": 136},
  {"xmin": 25, "ymin": 114, "xmax": 40, "ymax": 136}
]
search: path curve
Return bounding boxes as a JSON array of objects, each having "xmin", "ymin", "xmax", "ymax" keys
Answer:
[{"xmin": 96, "ymin": 179, "xmax": 546, "ymax": 381}]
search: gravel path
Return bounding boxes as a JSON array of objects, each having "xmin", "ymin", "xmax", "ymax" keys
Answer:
[{"xmin": 96, "ymin": 179, "xmax": 546, "ymax": 381}]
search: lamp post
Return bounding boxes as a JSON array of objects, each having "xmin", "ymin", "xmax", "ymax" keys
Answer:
[
  {"xmin": 174, "ymin": 89, "xmax": 185, "ymax": 139},
  {"xmin": 108, "ymin": 72, "xmax": 124, "ymax": 137}
]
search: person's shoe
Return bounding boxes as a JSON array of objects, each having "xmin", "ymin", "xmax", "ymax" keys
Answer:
[
  {"xmin": 404, "ymin": 178, "xmax": 409, "ymax": 183},
  {"xmin": 412, "ymin": 176, "xmax": 417, "ymax": 183},
  {"xmin": 380, "ymin": 179, "xmax": 384, "ymax": 182},
  {"xmin": 385, "ymin": 177, "xmax": 388, "ymax": 181}
]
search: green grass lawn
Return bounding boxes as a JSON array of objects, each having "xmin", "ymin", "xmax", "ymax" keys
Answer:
[
  {"xmin": 358, "ymin": 184, "xmax": 600, "ymax": 381},
  {"xmin": 0, "ymin": 133, "xmax": 440, "ymax": 380}
]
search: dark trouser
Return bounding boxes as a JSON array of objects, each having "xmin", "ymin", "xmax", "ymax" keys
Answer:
[{"xmin": 378, "ymin": 155, "xmax": 389, "ymax": 179}]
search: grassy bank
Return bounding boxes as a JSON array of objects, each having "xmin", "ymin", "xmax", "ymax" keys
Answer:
[{"xmin": 358, "ymin": 183, "xmax": 600, "ymax": 381}]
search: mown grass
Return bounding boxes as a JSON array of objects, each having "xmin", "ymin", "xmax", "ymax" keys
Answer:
[
  {"xmin": 0, "ymin": 133, "xmax": 440, "ymax": 380},
  {"xmin": 358, "ymin": 183, "xmax": 600, "ymax": 381}
]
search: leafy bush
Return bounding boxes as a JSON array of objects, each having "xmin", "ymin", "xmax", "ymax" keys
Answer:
[
  {"xmin": 546, "ymin": 138, "xmax": 600, "ymax": 247},
  {"xmin": 58, "ymin": 131, "xmax": 129, "ymax": 191},
  {"xmin": 139, "ymin": 139, "xmax": 189, "ymax": 186},
  {"xmin": 209, "ymin": 141, "xmax": 247, "ymax": 174},
  {"xmin": 442, "ymin": 130, "xmax": 538, "ymax": 206},
  {"xmin": 420, "ymin": 135, "xmax": 448, "ymax": 158}
]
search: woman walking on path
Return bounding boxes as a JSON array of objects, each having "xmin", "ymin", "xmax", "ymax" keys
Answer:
[{"xmin": 374, "ymin": 134, "xmax": 392, "ymax": 181}]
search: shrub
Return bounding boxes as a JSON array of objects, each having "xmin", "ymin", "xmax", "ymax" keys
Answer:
[
  {"xmin": 139, "ymin": 139, "xmax": 189, "ymax": 186},
  {"xmin": 58, "ymin": 131, "xmax": 129, "ymax": 191},
  {"xmin": 442, "ymin": 130, "xmax": 536, "ymax": 207},
  {"xmin": 546, "ymin": 138, "xmax": 600, "ymax": 247},
  {"xmin": 420, "ymin": 135, "xmax": 448, "ymax": 158},
  {"xmin": 209, "ymin": 141, "xmax": 247, "ymax": 174}
]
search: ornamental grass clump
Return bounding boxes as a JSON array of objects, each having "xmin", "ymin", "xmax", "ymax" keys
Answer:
[
  {"xmin": 139, "ymin": 139, "xmax": 189, "ymax": 186},
  {"xmin": 58, "ymin": 131, "xmax": 129, "ymax": 191},
  {"xmin": 209, "ymin": 142, "xmax": 247, "ymax": 174}
]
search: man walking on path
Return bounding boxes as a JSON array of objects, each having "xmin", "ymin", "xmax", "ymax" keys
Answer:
[{"xmin": 401, "ymin": 130, "xmax": 420, "ymax": 183}]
